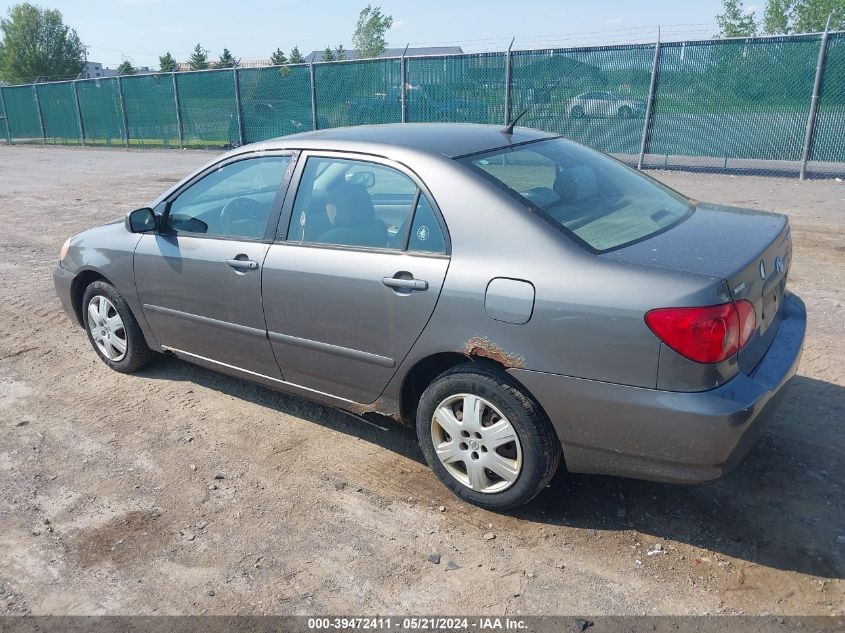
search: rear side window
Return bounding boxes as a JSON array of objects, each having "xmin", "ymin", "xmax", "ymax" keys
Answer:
[
  {"xmin": 408, "ymin": 196, "xmax": 446, "ymax": 254},
  {"xmin": 167, "ymin": 156, "xmax": 290, "ymax": 240},
  {"xmin": 289, "ymin": 156, "xmax": 445, "ymax": 253},
  {"xmin": 459, "ymin": 138, "xmax": 692, "ymax": 253}
]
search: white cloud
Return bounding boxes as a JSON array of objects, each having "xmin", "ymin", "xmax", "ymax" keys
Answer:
[{"xmin": 606, "ymin": 16, "xmax": 624, "ymax": 25}]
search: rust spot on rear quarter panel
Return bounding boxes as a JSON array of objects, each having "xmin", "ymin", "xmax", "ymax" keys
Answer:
[{"xmin": 463, "ymin": 336, "xmax": 526, "ymax": 369}]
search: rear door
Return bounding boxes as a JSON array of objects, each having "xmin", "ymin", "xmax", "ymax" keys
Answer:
[
  {"xmin": 262, "ymin": 152, "xmax": 450, "ymax": 404},
  {"xmin": 134, "ymin": 152, "xmax": 294, "ymax": 377}
]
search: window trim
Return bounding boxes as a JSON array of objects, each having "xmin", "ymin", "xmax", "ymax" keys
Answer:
[
  {"xmin": 276, "ymin": 149, "xmax": 451, "ymax": 257},
  {"xmin": 160, "ymin": 149, "xmax": 298, "ymax": 243}
]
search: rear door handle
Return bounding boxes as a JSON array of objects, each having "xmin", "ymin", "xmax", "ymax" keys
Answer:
[
  {"xmin": 226, "ymin": 258, "xmax": 259, "ymax": 271},
  {"xmin": 382, "ymin": 276, "xmax": 428, "ymax": 291}
]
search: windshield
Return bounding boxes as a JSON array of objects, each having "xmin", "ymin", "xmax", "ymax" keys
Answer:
[{"xmin": 458, "ymin": 138, "xmax": 693, "ymax": 253}]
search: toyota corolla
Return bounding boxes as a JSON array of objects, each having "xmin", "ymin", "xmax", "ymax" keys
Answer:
[{"xmin": 53, "ymin": 123, "xmax": 806, "ymax": 510}]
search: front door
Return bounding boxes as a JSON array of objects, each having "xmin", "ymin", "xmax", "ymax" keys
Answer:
[
  {"xmin": 134, "ymin": 153, "xmax": 293, "ymax": 377},
  {"xmin": 262, "ymin": 153, "xmax": 450, "ymax": 404}
]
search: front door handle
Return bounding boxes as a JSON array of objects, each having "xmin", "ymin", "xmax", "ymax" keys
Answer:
[
  {"xmin": 382, "ymin": 276, "xmax": 428, "ymax": 291},
  {"xmin": 226, "ymin": 257, "xmax": 259, "ymax": 271}
]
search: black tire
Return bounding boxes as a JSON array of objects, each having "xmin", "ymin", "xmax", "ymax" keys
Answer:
[
  {"xmin": 81, "ymin": 280, "xmax": 154, "ymax": 373},
  {"xmin": 416, "ymin": 362, "xmax": 561, "ymax": 511},
  {"xmin": 570, "ymin": 105, "xmax": 585, "ymax": 118},
  {"xmin": 617, "ymin": 105, "xmax": 632, "ymax": 118}
]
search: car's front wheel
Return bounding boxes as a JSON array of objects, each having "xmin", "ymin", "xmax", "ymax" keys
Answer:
[
  {"xmin": 617, "ymin": 105, "xmax": 633, "ymax": 118},
  {"xmin": 569, "ymin": 105, "xmax": 585, "ymax": 118},
  {"xmin": 82, "ymin": 281, "xmax": 154, "ymax": 373},
  {"xmin": 416, "ymin": 363, "xmax": 561, "ymax": 511}
]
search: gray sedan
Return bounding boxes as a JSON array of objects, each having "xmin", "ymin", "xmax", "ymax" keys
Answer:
[{"xmin": 53, "ymin": 123, "xmax": 806, "ymax": 510}]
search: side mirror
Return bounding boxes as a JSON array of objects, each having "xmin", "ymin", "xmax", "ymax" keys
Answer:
[
  {"xmin": 125, "ymin": 207, "xmax": 157, "ymax": 233},
  {"xmin": 346, "ymin": 170, "xmax": 375, "ymax": 189}
]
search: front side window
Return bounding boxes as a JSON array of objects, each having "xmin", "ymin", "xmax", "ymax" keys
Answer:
[
  {"xmin": 458, "ymin": 139, "xmax": 692, "ymax": 253},
  {"xmin": 289, "ymin": 156, "xmax": 444, "ymax": 252},
  {"xmin": 167, "ymin": 155, "xmax": 290, "ymax": 240}
]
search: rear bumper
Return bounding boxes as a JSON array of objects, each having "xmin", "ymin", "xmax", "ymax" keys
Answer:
[
  {"xmin": 53, "ymin": 264, "xmax": 80, "ymax": 326},
  {"xmin": 509, "ymin": 293, "xmax": 806, "ymax": 484}
]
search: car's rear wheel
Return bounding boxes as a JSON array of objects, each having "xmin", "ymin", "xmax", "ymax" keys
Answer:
[
  {"xmin": 569, "ymin": 105, "xmax": 585, "ymax": 118},
  {"xmin": 416, "ymin": 363, "xmax": 561, "ymax": 511},
  {"xmin": 82, "ymin": 281, "xmax": 154, "ymax": 373},
  {"xmin": 617, "ymin": 105, "xmax": 632, "ymax": 118}
]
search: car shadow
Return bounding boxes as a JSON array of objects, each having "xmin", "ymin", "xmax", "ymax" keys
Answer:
[
  {"xmin": 518, "ymin": 374, "xmax": 845, "ymax": 580},
  {"xmin": 139, "ymin": 358, "xmax": 843, "ymax": 580}
]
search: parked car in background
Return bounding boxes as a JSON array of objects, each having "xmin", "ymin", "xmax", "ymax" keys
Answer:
[
  {"xmin": 54, "ymin": 123, "xmax": 805, "ymax": 511},
  {"xmin": 564, "ymin": 91, "xmax": 646, "ymax": 118},
  {"xmin": 347, "ymin": 84, "xmax": 487, "ymax": 124}
]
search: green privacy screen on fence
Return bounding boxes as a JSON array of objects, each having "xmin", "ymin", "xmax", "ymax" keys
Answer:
[
  {"xmin": 3, "ymin": 85, "xmax": 41, "ymax": 141},
  {"xmin": 237, "ymin": 65, "xmax": 313, "ymax": 143},
  {"xmin": 316, "ymin": 58, "xmax": 401, "ymax": 128},
  {"xmin": 513, "ymin": 44, "xmax": 655, "ymax": 155},
  {"xmin": 177, "ymin": 70, "xmax": 237, "ymax": 147},
  {"xmin": 406, "ymin": 53, "xmax": 506, "ymax": 124},
  {"xmin": 77, "ymin": 78, "xmax": 124, "ymax": 145},
  {"xmin": 121, "ymin": 74, "xmax": 179, "ymax": 147},
  {"xmin": 811, "ymin": 32, "xmax": 845, "ymax": 163},
  {"xmin": 648, "ymin": 35, "xmax": 820, "ymax": 164},
  {"xmin": 37, "ymin": 82, "xmax": 80, "ymax": 144},
  {"xmin": 2, "ymin": 31, "xmax": 845, "ymax": 176}
]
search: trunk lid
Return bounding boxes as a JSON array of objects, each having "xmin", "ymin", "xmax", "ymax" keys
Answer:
[{"xmin": 605, "ymin": 202, "xmax": 792, "ymax": 373}]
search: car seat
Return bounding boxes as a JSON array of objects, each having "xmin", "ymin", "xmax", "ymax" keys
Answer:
[{"xmin": 318, "ymin": 184, "xmax": 388, "ymax": 248}]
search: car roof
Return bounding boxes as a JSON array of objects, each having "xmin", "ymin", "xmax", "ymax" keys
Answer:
[{"xmin": 239, "ymin": 123, "xmax": 560, "ymax": 159}]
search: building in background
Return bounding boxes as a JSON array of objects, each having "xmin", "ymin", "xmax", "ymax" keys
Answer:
[{"xmin": 80, "ymin": 61, "xmax": 118, "ymax": 79}]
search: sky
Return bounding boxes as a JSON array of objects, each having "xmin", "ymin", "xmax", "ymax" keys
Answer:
[{"xmin": 0, "ymin": 0, "xmax": 746, "ymax": 69}]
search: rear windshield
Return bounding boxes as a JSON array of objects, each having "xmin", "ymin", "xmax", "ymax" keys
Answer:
[{"xmin": 458, "ymin": 138, "xmax": 693, "ymax": 253}]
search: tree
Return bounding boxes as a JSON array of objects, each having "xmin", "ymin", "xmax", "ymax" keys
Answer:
[
  {"xmin": 716, "ymin": 0, "xmax": 759, "ymax": 36},
  {"xmin": 215, "ymin": 47, "xmax": 237, "ymax": 68},
  {"xmin": 334, "ymin": 44, "xmax": 346, "ymax": 60},
  {"xmin": 351, "ymin": 5, "xmax": 393, "ymax": 58},
  {"xmin": 0, "ymin": 3, "xmax": 85, "ymax": 83},
  {"xmin": 763, "ymin": 0, "xmax": 794, "ymax": 32},
  {"xmin": 188, "ymin": 43, "xmax": 209, "ymax": 70},
  {"xmin": 793, "ymin": 0, "xmax": 845, "ymax": 31},
  {"xmin": 762, "ymin": 0, "xmax": 845, "ymax": 33},
  {"xmin": 159, "ymin": 51, "xmax": 178, "ymax": 72},
  {"xmin": 270, "ymin": 47, "xmax": 288, "ymax": 65},
  {"xmin": 322, "ymin": 46, "xmax": 335, "ymax": 61},
  {"xmin": 117, "ymin": 59, "xmax": 136, "ymax": 75},
  {"xmin": 289, "ymin": 46, "xmax": 305, "ymax": 63}
]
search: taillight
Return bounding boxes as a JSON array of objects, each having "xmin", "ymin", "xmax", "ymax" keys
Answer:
[{"xmin": 645, "ymin": 300, "xmax": 756, "ymax": 364}]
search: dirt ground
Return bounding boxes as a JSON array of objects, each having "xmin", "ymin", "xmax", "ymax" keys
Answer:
[{"xmin": 0, "ymin": 145, "xmax": 842, "ymax": 616}]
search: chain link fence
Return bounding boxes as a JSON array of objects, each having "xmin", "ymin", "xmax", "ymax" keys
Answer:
[{"xmin": 1, "ymin": 30, "xmax": 844, "ymax": 178}]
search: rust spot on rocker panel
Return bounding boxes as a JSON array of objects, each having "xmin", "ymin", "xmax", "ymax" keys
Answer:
[
  {"xmin": 463, "ymin": 336, "xmax": 526, "ymax": 369},
  {"xmin": 349, "ymin": 396, "xmax": 403, "ymax": 425}
]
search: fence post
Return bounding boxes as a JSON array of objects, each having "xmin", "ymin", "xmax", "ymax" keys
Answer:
[
  {"xmin": 799, "ymin": 15, "xmax": 832, "ymax": 180},
  {"xmin": 503, "ymin": 37, "xmax": 515, "ymax": 126},
  {"xmin": 172, "ymin": 73, "xmax": 184, "ymax": 148},
  {"xmin": 233, "ymin": 67, "xmax": 245, "ymax": 146},
  {"xmin": 400, "ymin": 43, "xmax": 409, "ymax": 123},
  {"xmin": 309, "ymin": 63, "xmax": 318, "ymax": 130},
  {"xmin": 116, "ymin": 75, "xmax": 129, "ymax": 147},
  {"xmin": 33, "ymin": 81, "xmax": 47, "ymax": 144},
  {"xmin": 71, "ymin": 80, "xmax": 85, "ymax": 145},
  {"xmin": 0, "ymin": 87, "xmax": 12, "ymax": 144},
  {"xmin": 637, "ymin": 32, "xmax": 661, "ymax": 170}
]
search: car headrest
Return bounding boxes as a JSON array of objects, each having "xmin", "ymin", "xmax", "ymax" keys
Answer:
[
  {"xmin": 553, "ymin": 166, "xmax": 599, "ymax": 204},
  {"xmin": 326, "ymin": 184, "xmax": 375, "ymax": 227}
]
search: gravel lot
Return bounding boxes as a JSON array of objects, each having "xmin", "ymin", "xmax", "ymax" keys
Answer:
[{"xmin": 0, "ymin": 145, "xmax": 843, "ymax": 616}]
